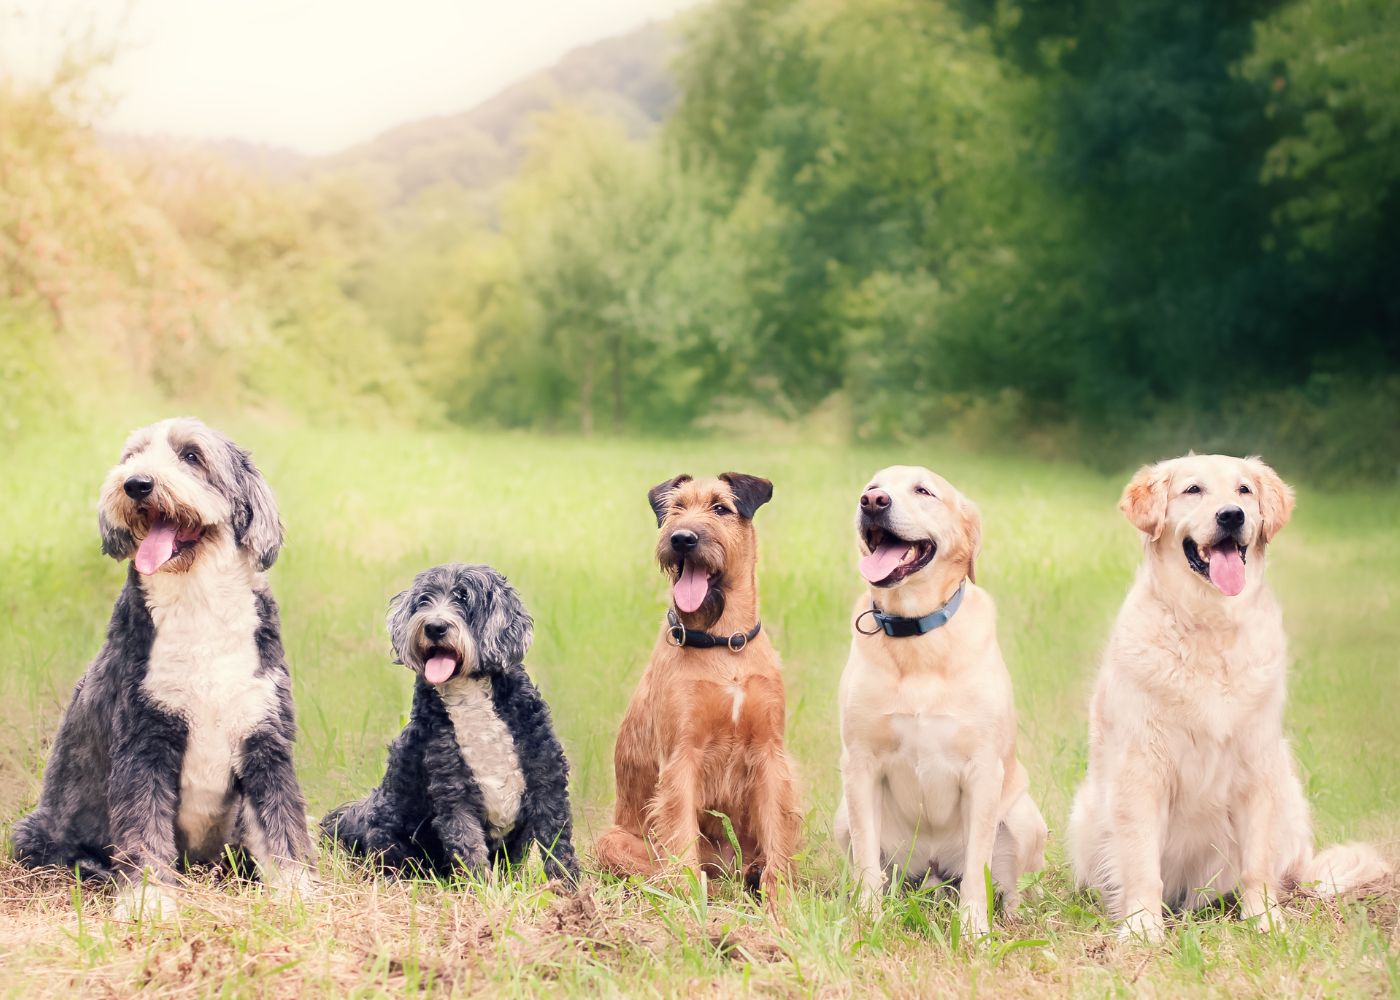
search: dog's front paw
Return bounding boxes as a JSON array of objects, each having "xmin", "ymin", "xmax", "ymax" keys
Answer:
[
  {"xmin": 113, "ymin": 883, "xmax": 179, "ymax": 923},
  {"xmin": 852, "ymin": 869, "xmax": 885, "ymax": 911},
  {"xmin": 960, "ymin": 900, "xmax": 991, "ymax": 938},
  {"xmin": 1118, "ymin": 908, "xmax": 1165, "ymax": 944},
  {"xmin": 266, "ymin": 863, "xmax": 320, "ymax": 901},
  {"xmin": 1240, "ymin": 889, "xmax": 1287, "ymax": 933}
]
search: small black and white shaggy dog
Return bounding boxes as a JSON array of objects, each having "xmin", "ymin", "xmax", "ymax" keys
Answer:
[
  {"xmin": 322, "ymin": 564, "xmax": 579, "ymax": 882},
  {"xmin": 12, "ymin": 417, "xmax": 312, "ymax": 917}
]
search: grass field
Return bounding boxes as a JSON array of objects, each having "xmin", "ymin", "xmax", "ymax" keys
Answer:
[{"xmin": 1, "ymin": 420, "xmax": 1396, "ymax": 997}]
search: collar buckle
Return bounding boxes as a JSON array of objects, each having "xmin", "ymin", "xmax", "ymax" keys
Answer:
[
  {"xmin": 666, "ymin": 608, "xmax": 760, "ymax": 651},
  {"xmin": 864, "ymin": 579, "xmax": 969, "ymax": 639}
]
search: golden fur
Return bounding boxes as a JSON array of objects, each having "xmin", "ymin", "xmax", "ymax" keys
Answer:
[
  {"xmin": 834, "ymin": 466, "xmax": 1046, "ymax": 934},
  {"xmin": 594, "ymin": 474, "xmax": 800, "ymax": 896},
  {"xmin": 1070, "ymin": 454, "xmax": 1390, "ymax": 941}
]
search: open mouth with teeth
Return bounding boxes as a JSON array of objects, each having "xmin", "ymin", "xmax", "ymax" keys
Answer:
[
  {"xmin": 1184, "ymin": 537, "xmax": 1248, "ymax": 597},
  {"xmin": 133, "ymin": 510, "xmax": 206, "ymax": 576},
  {"xmin": 859, "ymin": 526, "xmax": 936, "ymax": 587},
  {"xmin": 420, "ymin": 647, "xmax": 462, "ymax": 685}
]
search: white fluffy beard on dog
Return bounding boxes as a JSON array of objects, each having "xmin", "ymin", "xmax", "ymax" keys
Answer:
[{"xmin": 11, "ymin": 417, "xmax": 311, "ymax": 912}]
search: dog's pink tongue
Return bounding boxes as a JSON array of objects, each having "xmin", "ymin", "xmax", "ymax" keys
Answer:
[
  {"xmin": 860, "ymin": 542, "xmax": 909, "ymax": 584},
  {"xmin": 674, "ymin": 562, "xmax": 709, "ymax": 613},
  {"xmin": 1208, "ymin": 546, "xmax": 1246, "ymax": 597},
  {"xmin": 134, "ymin": 518, "xmax": 177, "ymax": 576},
  {"xmin": 424, "ymin": 655, "xmax": 457, "ymax": 685}
]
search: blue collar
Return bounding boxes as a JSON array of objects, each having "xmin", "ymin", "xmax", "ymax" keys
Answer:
[{"xmin": 858, "ymin": 580, "xmax": 967, "ymax": 638}]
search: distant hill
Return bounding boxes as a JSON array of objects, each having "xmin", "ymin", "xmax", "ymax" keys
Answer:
[
  {"xmin": 323, "ymin": 20, "xmax": 677, "ymax": 206},
  {"xmin": 102, "ymin": 20, "xmax": 677, "ymax": 208}
]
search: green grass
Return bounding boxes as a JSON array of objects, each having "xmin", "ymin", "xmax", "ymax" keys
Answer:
[{"xmin": 1, "ymin": 421, "xmax": 1396, "ymax": 997}]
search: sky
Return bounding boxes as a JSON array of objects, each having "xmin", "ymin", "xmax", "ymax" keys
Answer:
[{"xmin": 2, "ymin": 0, "xmax": 698, "ymax": 155}]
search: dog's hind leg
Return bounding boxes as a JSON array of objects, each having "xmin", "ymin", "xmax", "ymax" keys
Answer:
[
  {"xmin": 12, "ymin": 811, "xmax": 62, "ymax": 868},
  {"xmin": 12, "ymin": 812, "xmax": 115, "ymax": 881},
  {"xmin": 594, "ymin": 824, "xmax": 661, "ymax": 877},
  {"xmin": 992, "ymin": 793, "xmax": 1048, "ymax": 913}
]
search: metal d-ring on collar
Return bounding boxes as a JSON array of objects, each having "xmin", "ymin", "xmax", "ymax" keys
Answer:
[
  {"xmin": 665, "ymin": 609, "xmax": 762, "ymax": 652},
  {"xmin": 855, "ymin": 580, "xmax": 968, "ymax": 638}
]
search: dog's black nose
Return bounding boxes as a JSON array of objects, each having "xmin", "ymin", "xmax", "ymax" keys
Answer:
[
  {"xmin": 670, "ymin": 529, "xmax": 699, "ymax": 553},
  {"xmin": 860, "ymin": 488, "xmax": 890, "ymax": 512},
  {"xmin": 123, "ymin": 476, "xmax": 154, "ymax": 500},
  {"xmin": 1216, "ymin": 505, "xmax": 1245, "ymax": 531},
  {"xmin": 424, "ymin": 620, "xmax": 449, "ymax": 641}
]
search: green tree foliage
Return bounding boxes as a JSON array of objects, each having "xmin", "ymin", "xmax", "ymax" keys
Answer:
[
  {"xmin": 670, "ymin": 0, "xmax": 1024, "ymax": 410},
  {"xmin": 5, "ymin": 0, "xmax": 1396, "ymax": 476}
]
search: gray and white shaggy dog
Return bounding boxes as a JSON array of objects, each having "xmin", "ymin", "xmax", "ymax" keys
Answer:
[
  {"xmin": 12, "ymin": 417, "xmax": 312, "ymax": 916},
  {"xmin": 322, "ymin": 564, "xmax": 579, "ymax": 882}
]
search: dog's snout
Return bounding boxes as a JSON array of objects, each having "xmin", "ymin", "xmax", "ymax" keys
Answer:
[
  {"xmin": 424, "ymin": 620, "xmax": 450, "ymax": 642},
  {"xmin": 670, "ymin": 529, "xmax": 699, "ymax": 553},
  {"xmin": 860, "ymin": 488, "xmax": 891, "ymax": 512},
  {"xmin": 123, "ymin": 475, "xmax": 154, "ymax": 500},
  {"xmin": 1216, "ymin": 505, "xmax": 1245, "ymax": 531}
]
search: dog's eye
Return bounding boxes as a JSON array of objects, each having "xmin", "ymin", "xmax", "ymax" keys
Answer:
[
  {"xmin": 712, "ymin": 503, "xmax": 731, "ymax": 515},
  {"xmin": 181, "ymin": 449, "xmax": 201, "ymax": 466},
  {"xmin": 1238, "ymin": 484, "xmax": 1252, "ymax": 495},
  {"xmin": 914, "ymin": 486, "xmax": 935, "ymax": 498},
  {"xmin": 1184, "ymin": 484, "xmax": 1202, "ymax": 495},
  {"xmin": 415, "ymin": 595, "xmax": 434, "ymax": 611}
]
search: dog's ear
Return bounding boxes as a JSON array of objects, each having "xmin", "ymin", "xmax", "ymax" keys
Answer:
[
  {"xmin": 479, "ymin": 575, "xmax": 534, "ymax": 668},
  {"xmin": 1245, "ymin": 457, "xmax": 1295, "ymax": 543},
  {"xmin": 385, "ymin": 589, "xmax": 412, "ymax": 665},
  {"xmin": 98, "ymin": 509, "xmax": 136, "ymax": 561},
  {"xmin": 647, "ymin": 474, "xmax": 692, "ymax": 526},
  {"xmin": 719, "ymin": 472, "xmax": 773, "ymax": 520},
  {"xmin": 1120, "ymin": 462, "xmax": 1169, "ymax": 541},
  {"xmin": 228, "ymin": 443, "xmax": 284, "ymax": 571},
  {"xmin": 959, "ymin": 495, "xmax": 983, "ymax": 584}
]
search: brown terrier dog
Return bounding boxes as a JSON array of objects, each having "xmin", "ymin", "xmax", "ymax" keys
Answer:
[{"xmin": 594, "ymin": 472, "xmax": 800, "ymax": 896}]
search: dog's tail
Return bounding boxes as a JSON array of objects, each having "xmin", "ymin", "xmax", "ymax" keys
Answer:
[{"xmin": 1292, "ymin": 842, "xmax": 1391, "ymax": 896}]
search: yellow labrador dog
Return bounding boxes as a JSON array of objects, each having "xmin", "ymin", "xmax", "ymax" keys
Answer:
[
  {"xmin": 1070, "ymin": 454, "xmax": 1390, "ymax": 941},
  {"xmin": 835, "ymin": 466, "xmax": 1046, "ymax": 933}
]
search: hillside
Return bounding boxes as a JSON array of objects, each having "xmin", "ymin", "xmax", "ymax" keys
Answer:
[{"xmin": 323, "ymin": 20, "xmax": 676, "ymax": 205}]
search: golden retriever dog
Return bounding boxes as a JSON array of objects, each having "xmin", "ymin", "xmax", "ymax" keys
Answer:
[
  {"xmin": 834, "ymin": 466, "xmax": 1046, "ymax": 933},
  {"xmin": 594, "ymin": 473, "xmax": 800, "ymax": 897},
  {"xmin": 1069, "ymin": 454, "xmax": 1390, "ymax": 940}
]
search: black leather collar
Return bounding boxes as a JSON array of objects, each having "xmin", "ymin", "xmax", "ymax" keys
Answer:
[
  {"xmin": 856, "ymin": 580, "xmax": 967, "ymax": 638},
  {"xmin": 665, "ymin": 609, "xmax": 761, "ymax": 651}
]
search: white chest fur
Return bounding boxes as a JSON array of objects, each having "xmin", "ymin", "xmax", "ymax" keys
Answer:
[
  {"xmin": 437, "ymin": 676, "xmax": 525, "ymax": 841},
  {"xmin": 141, "ymin": 537, "xmax": 277, "ymax": 855}
]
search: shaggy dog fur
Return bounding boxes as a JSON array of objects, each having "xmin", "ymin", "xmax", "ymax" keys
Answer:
[
  {"xmin": 12, "ymin": 418, "xmax": 311, "ymax": 917},
  {"xmin": 594, "ymin": 473, "xmax": 800, "ymax": 897},
  {"xmin": 834, "ymin": 466, "xmax": 1047, "ymax": 934},
  {"xmin": 1069, "ymin": 454, "xmax": 1391, "ymax": 941},
  {"xmin": 322, "ymin": 564, "xmax": 578, "ymax": 881}
]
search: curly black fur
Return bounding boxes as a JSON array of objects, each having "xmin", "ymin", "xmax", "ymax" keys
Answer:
[{"xmin": 321, "ymin": 564, "xmax": 579, "ymax": 882}]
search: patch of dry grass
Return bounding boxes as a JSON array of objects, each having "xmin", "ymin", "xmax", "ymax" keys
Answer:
[{"xmin": 1, "ymin": 854, "xmax": 1396, "ymax": 998}]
